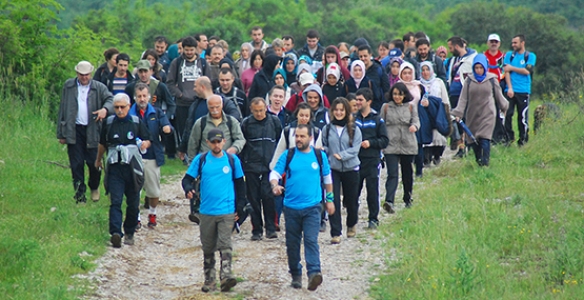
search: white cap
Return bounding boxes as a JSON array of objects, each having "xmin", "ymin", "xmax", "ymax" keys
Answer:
[
  {"xmin": 299, "ymin": 72, "xmax": 315, "ymax": 86},
  {"xmin": 487, "ymin": 34, "xmax": 500, "ymax": 42}
]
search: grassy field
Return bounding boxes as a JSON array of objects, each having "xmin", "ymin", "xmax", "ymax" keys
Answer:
[
  {"xmin": 0, "ymin": 97, "xmax": 187, "ymax": 299},
  {"xmin": 371, "ymin": 104, "xmax": 584, "ymax": 299}
]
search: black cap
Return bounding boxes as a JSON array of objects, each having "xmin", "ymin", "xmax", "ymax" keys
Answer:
[{"xmin": 207, "ymin": 128, "xmax": 224, "ymax": 142}]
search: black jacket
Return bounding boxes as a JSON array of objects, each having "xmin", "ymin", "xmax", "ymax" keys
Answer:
[
  {"xmin": 93, "ymin": 62, "xmax": 112, "ymax": 86},
  {"xmin": 215, "ymin": 86, "xmax": 248, "ymax": 118},
  {"xmin": 248, "ymin": 54, "xmax": 280, "ymax": 100},
  {"xmin": 322, "ymin": 81, "xmax": 344, "ymax": 103},
  {"xmin": 355, "ymin": 109, "xmax": 389, "ymax": 159},
  {"xmin": 365, "ymin": 60, "xmax": 390, "ymax": 112},
  {"xmin": 240, "ymin": 114, "xmax": 282, "ymax": 174},
  {"xmin": 297, "ymin": 44, "xmax": 325, "ymax": 62},
  {"xmin": 106, "ymin": 69, "xmax": 135, "ymax": 93},
  {"xmin": 124, "ymin": 80, "xmax": 176, "ymax": 117},
  {"xmin": 179, "ymin": 96, "xmax": 242, "ymax": 153}
]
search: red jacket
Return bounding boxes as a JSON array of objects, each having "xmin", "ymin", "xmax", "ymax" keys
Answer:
[{"xmin": 484, "ymin": 50, "xmax": 504, "ymax": 82}]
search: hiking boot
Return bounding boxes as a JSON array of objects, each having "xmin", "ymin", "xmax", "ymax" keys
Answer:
[
  {"xmin": 291, "ymin": 274, "xmax": 302, "ymax": 289},
  {"xmin": 188, "ymin": 213, "xmax": 200, "ymax": 224},
  {"xmin": 220, "ymin": 277, "xmax": 237, "ymax": 292},
  {"xmin": 110, "ymin": 233, "xmax": 122, "ymax": 248},
  {"xmin": 405, "ymin": 201, "xmax": 413, "ymax": 209},
  {"xmin": 251, "ymin": 233, "xmax": 262, "ymax": 241},
  {"xmin": 266, "ymin": 231, "xmax": 278, "ymax": 239},
  {"xmin": 144, "ymin": 197, "xmax": 150, "ymax": 209},
  {"xmin": 90, "ymin": 189, "xmax": 100, "ymax": 202},
  {"xmin": 319, "ymin": 221, "xmax": 326, "ymax": 233},
  {"xmin": 201, "ymin": 281, "xmax": 217, "ymax": 293},
  {"xmin": 124, "ymin": 234, "xmax": 134, "ymax": 245},
  {"xmin": 368, "ymin": 220, "xmax": 378, "ymax": 229},
  {"xmin": 331, "ymin": 236, "xmax": 341, "ymax": 244},
  {"xmin": 147, "ymin": 214, "xmax": 157, "ymax": 229},
  {"xmin": 75, "ymin": 194, "xmax": 87, "ymax": 204},
  {"xmin": 383, "ymin": 202, "xmax": 395, "ymax": 214},
  {"xmin": 307, "ymin": 272, "xmax": 323, "ymax": 291},
  {"xmin": 454, "ymin": 148, "xmax": 465, "ymax": 159},
  {"xmin": 347, "ymin": 226, "xmax": 357, "ymax": 238}
]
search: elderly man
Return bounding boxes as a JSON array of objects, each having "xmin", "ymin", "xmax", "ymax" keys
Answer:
[
  {"xmin": 57, "ymin": 61, "xmax": 113, "ymax": 204},
  {"xmin": 129, "ymin": 83, "xmax": 172, "ymax": 228},
  {"xmin": 96, "ymin": 93, "xmax": 151, "ymax": 248}
]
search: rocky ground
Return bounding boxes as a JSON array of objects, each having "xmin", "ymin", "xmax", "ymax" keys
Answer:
[{"xmin": 79, "ymin": 155, "xmax": 444, "ymax": 300}]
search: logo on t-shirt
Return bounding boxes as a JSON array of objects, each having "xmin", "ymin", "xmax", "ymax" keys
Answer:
[
  {"xmin": 127, "ymin": 131, "xmax": 134, "ymax": 140},
  {"xmin": 222, "ymin": 166, "xmax": 230, "ymax": 174},
  {"xmin": 311, "ymin": 162, "xmax": 318, "ymax": 170}
]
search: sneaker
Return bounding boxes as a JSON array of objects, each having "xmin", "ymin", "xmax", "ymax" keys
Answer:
[
  {"xmin": 319, "ymin": 221, "xmax": 326, "ymax": 233},
  {"xmin": 367, "ymin": 220, "xmax": 378, "ymax": 229},
  {"xmin": 331, "ymin": 236, "xmax": 341, "ymax": 244},
  {"xmin": 454, "ymin": 148, "xmax": 465, "ymax": 159},
  {"xmin": 220, "ymin": 277, "xmax": 237, "ymax": 292},
  {"xmin": 144, "ymin": 197, "xmax": 150, "ymax": 209},
  {"xmin": 405, "ymin": 201, "xmax": 413, "ymax": 209},
  {"xmin": 188, "ymin": 213, "xmax": 200, "ymax": 224},
  {"xmin": 275, "ymin": 224, "xmax": 281, "ymax": 232},
  {"xmin": 266, "ymin": 231, "xmax": 278, "ymax": 239},
  {"xmin": 251, "ymin": 233, "xmax": 262, "ymax": 241},
  {"xmin": 124, "ymin": 234, "xmax": 134, "ymax": 245},
  {"xmin": 291, "ymin": 275, "xmax": 302, "ymax": 289},
  {"xmin": 147, "ymin": 214, "xmax": 157, "ymax": 229},
  {"xmin": 307, "ymin": 272, "xmax": 323, "ymax": 291},
  {"xmin": 110, "ymin": 233, "xmax": 122, "ymax": 248},
  {"xmin": 347, "ymin": 226, "xmax": 357, "ymax": 238},
  {"xmin": 433, "ymin": 157, "xmax": 441, "ymax": 165},
  {"xmin": 136, "ymin": 221, "xmax": 142, "ymax": 231},
  {"xmin": 201, "ymin": 281, "xmax": 217, "ymax": 293},
  {"xmin": 383, "ymin": 202, "xmax": 395, "ymax": 214},
  {"xmin": 90, "ymin": 189, "xmax": 100, "ymax": 202}
]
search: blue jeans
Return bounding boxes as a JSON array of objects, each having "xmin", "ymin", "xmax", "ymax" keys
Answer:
[
  {"xmin": 471, "ymin": 138, "xmax": 491, "ymax": 166},
  {"xmin": 108, "ymin": 163, "xmax": 140, "ymax": 237},
  {"xmin": 284, "ymin": 204, "xmax": 322, "ymax": 277}
]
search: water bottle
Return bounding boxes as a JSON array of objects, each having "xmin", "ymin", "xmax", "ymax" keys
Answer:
[{"xmin": 136, "ymin": 138, "xmax": 147, "ymax": 154}]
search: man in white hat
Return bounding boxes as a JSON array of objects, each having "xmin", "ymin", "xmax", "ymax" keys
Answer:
[{"xmin": 57, "ymin": 61, "xmax": 114, "ymax": 204}]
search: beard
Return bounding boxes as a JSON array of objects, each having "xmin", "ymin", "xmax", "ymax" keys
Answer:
[
  {"xmin": 296, "ymin": 140, "xmax": 309, "ymax": 151},
  {"xmin": 452, "ymin": 48, "xmax": 461, "ymax": 57},
  {"xmin": 212, "ymin": 147, "xmax": 222, "ymax": 154}
]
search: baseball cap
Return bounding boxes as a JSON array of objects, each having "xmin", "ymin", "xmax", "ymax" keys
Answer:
[
  {"xmin": 136, "ymin": 59, "xmax": 152, "ymax": 71},
  {"xmin": 340, "ymin": 51, "xmax": 350, "ymax": 59},
  {"xmin": 75, "ymin": 61, "xmax": 94, "ymax": 75},
  {"xmin": 299, "ymin": 72, "xmax": 315, "ymax": 86},
  {"xmin": 207, "ymin": 128, "xmax": 224, "ymax": 142},
  {"xmin": 388, "ymin": 48, "xmax": 403, "ymax": 58},
  {"xmin": 487, "ymin": 34, "xmax": 500, "ymax": 42}
]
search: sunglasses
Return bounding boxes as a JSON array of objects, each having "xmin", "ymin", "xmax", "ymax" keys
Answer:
[
  {"xmin": 114, "ymin": 105, "xmax": 127, "ymax": 109},
  {"xmin": 489, "ymin": 40, "xmax": 500, "ymax": 43}
]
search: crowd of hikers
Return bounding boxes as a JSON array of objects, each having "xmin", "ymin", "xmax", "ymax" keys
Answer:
[{"xmin": 57, "ymin": 26, "xmax": 535, "ymax": 293}]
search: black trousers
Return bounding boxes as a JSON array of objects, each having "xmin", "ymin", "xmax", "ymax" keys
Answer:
[
  {"xmin": 246, "ymin": 172, "xmax": 276, "ymax": 235},
  {"xmin": 505, "ymin": 93, "xmax": 530, "ymax": 145},
  {"xmin": 358, "ymin": 158, "xmax": 381, "ymax": 223},
  {"xmin": 67, "ymin": 125, "xmax": 101, "ymax": 199},
  {"xmin": 163, "ymin": 117, "xmax": 178, "ymax": 157},
  {"xmin": 330, "ymin": 170, "xmax": 360, "ymax": 237},
  {"xmin": 384, "ymin": 154, "xmax": 414, "ymax": 204},
  {"xmin": 174, "ymin": 105, "xmax": 190, "ymax": 150}
]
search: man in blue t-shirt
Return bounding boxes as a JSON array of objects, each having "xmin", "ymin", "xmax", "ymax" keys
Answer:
[
  {"xmin": 269, "ymin": 124, "xmax": 335, "ymax": 292},
  {"xmin": 503, "ymin": 34, "xmax": 536, "ymax": 146},
  {"xmin": 181, "ymin": 128, "xmax": 245, "ymax": 293}
]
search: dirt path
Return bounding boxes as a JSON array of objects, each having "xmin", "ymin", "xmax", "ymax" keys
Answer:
[{"xmin": 81, "ymin": 164, "xmax": 430, "ymax": 299}]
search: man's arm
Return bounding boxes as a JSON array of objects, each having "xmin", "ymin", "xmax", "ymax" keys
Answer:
[
  {"xmin": 227, "ymin": 117, "xmax": 246, "ymax": 154},
  {"xmin": 159, "ymin": 83, "xmax": 176, "ymax": 118}
]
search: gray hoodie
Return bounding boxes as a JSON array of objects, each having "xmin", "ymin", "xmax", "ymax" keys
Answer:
[
  {"xmin": 302, "ymin": 84, "xmax": 330, "ymax": 129},
  {"xmin": 322, "ymin": 122, "xmax": 362, "ymax": 172}
]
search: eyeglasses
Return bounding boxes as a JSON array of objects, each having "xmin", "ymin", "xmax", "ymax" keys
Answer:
[{"xmin": 114, "ymin": 105, "xmax": 127, "ymax": 109}]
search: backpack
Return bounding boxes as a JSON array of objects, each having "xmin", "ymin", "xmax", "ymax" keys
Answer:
[
  {"xmin": 283, "ymin": 125, "xmax": 321, "ymax": 149},
  {"xmin": 173, "ymin": 56, "xmax": 207, "ymax": 83},
  {"xmin": 216, "ymin": 86, "xmax": 243, "ymax": 117},
  {"xmin": 198, "ymin": 115, "xmax": 234, "ymax": 153},
  {"xmin": 284, "ymin": 147, "xmax": 325, "ymax": 202},
  {"xmin": 510, "ymin": 51, "xmax": 533, "ymax": 76}
]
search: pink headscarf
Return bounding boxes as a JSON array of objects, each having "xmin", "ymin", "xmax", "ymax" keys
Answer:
[
  {"xmin": 350, "ymin": 60, "xmax": 366, "ymax": 89},
  {"xmin": 398, "ymin": 62, "xmax": 422, "ymax": 104}
]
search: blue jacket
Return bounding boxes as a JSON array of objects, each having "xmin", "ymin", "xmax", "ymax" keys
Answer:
[
  {"xmin": 129, "ymin": 103, "xmax": 172, "ymax": 166},
  {"xmin": 416, "ymin": 95, "xmax": 448, "ymax": 145}
]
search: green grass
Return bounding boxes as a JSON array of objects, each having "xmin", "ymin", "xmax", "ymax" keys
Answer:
[
  {"xmin": 371, "ymin": 104, "xmax": 584, "ymax": 299},
  {"xmin": 0, "ymin": 98, "xmax": 112, "ymax": 299}
]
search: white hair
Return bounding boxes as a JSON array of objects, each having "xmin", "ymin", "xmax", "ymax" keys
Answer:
[{"xmin": 113, "ymin": 93, "xmax": 131, "ymax": 105}]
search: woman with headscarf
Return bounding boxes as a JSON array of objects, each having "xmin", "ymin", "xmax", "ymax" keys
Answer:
[
  {"xmin": 248, "ymin": 54, "xmax": 281, "ymax": 100},
  {"xmin": 451, "ymin": 54, "xmax": 508, "ymax": 166},
  {"xmin": 236, "ymin": 42, "xmax": 253, "ymax": 77},
  {"xmin": 316, "ymin": 45, "xmax": 351, "ymax": 86},
  {"xmin": 242, "ymin": 50, "xmax": 264, "ymax": 95},
  {"xmin": 342, "ymin": 60, "xmax": 372, "ymax": 96},
  {"xmin": 419, "ymin": 61, "xmax": 450, "ymax": 165},
  {"xmin": 388, "ymin": 57, "xmax": 403, "ymax": 88},
  {"xmin": 282, "ymin": 53, "xmax": 298, "ymax": 86}
]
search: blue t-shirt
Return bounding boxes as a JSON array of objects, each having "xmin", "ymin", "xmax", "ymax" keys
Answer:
[
  {"xmin": 504, "ymin": 51, "xmax": 536, "ymax": 94},
  {"xmin": 186, "ymin": 151, "xmax": 244, "ymax": 215},
  {"xmin": 273, "ymin": 148, "xmax": 331, "ymax": 210}
]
